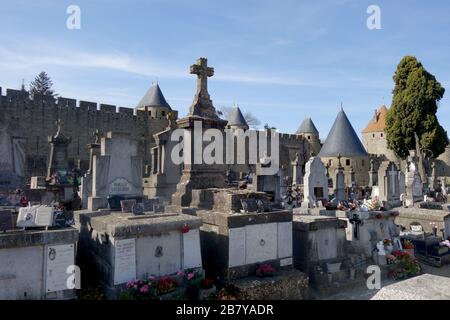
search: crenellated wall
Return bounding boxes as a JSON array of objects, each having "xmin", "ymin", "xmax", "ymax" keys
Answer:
[{"xmin": 0, "ymin": 87, "xmax": 171, "ymax": 177}]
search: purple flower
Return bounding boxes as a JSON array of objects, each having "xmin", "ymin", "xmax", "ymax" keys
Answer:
[{"xmin": 140, "ymin": 284, "xmax": 149, "ymax": 293}]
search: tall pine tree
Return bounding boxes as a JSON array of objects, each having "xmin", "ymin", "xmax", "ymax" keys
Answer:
[
  {"xmin": 29, "ymin": 71, "xmax": 55, "ymax": 97},
  {"xmin": 385, "ymin": 56, "xmax": 448, "ymax": 159}
]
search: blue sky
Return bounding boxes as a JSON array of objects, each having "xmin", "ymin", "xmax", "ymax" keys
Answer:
[{"xmin": 0, "ymin": 0, "xmax": 449, "ymax": 140}]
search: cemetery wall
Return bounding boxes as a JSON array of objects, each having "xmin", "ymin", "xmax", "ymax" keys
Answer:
[{"xmin": 0, "ymin": 87, "xmax": 169, "ymax": 177}]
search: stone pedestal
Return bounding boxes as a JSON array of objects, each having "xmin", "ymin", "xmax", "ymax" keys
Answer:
[
  {"xmin": 75, "ymin": 209, "xmax": 202, "ymax": 299},
  {"xmin": 0, "ymin": 227, "xmax": 78, "ymax": 300}
]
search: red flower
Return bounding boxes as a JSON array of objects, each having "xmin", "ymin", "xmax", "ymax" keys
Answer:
[{"xmin": 181, "ymin": 224, "xmax": 190, "ymax": 234}]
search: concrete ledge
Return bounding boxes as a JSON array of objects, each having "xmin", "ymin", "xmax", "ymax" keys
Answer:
[
  {"xmin": 293, "ymin": 215, "xmax": 347, "ymax": 231},
  {"xmin": 0, "ymin": 227, "xmax": 79, "ymax": 249},
  {"xmin": 86, "ymin": 212, "xmax": 202, "ymax": 239},
  {"xmin": 196, "ymin": 210, "xmax": 292, "ymax": 228}
]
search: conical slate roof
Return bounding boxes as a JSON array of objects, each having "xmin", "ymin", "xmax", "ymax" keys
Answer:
[
  {"xmin": 227, "ymin": 105, "xmax": 248, "ymax": 128},
  {"xmin": 296, "ymin": 117, "xmax": 319, "ymax": 135},
  {"xmin": 136, "ymin": 83, "xmax": 171, "ymax": 109},
  {"xmin": 318, "ymin": 110, "xmax": 368, "ymax": 157}
]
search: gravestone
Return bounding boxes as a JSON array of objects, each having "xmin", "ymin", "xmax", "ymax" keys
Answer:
[
  {"xmin": 47, "ymin": 120, "xmax": 71, "ymax": 179},
  {"xmin": 405, "ymin": 161, "xmax": 423, "ymax": 206},
  {"xmin": 303, "ymin": 156, "xmax": 329, "ymax": 208},
  {"xmin": 291, "ymin": 152, "xmax": 303, "ymax": 186},
  {"xmin": 254, "ymin": 155, "xmax": 281, "ymax": 204},
  {"xmin": 333, "ymin": 155, "xmax": 345, "ymax": 203},
  {"xmin": 378, "ymin": 161, "xmax": 401, "ymax": 207},
  {"xmin": 87, "ymin": 131, "xmax": 143, "ymax": 211}
]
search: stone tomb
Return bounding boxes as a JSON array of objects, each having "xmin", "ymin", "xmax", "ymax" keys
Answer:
[
  {"xmin": 292, "ymin": 215, "xmax": 348, "ymax": 274},
  {"xmin": 86, "ymin": 131, "xmax": 143, "ymax": 211},
  {"xmin": 302, "ymin": 156, "xmax": 329, "ymax": 208},
  {"xmin": 75, "ymin": 210, "xmax": 202, "ymax": 298},
  {"xmin": 173, "ymin": 189, "xmax": 295, "ymax": 284},
  {"xmin": 396, "ymin": 206, "xmax": 450, "ymax": 239},
  {"xmin": 0, "ymin": 227, "xmax": 78, "ymax": 299},
  {"xmin": 328, "ymin": 210, "xmax": 400, "ymax": 259}
]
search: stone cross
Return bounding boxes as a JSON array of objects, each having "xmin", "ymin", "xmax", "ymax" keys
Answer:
[
  {"xmin": 93, "ymin": 129, "xmax": 101, "ymax": 144},
  {"xmin": 190, "ymin": 57, "xmax": 214, "ymax": 97},
  {"xmin": 388, "ymin": 165, "xmax": 397, "ymax": 194},
  {"xmin": 55, "ymin": 119, "xmax": 64, "ymax": 136}
]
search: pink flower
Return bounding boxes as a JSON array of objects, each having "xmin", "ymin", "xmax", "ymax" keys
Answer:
[
  {"xmin": 177, "ymin": 270, "xmax": 185, "ymax": 276},
  {"xmin": 126, "ymin": 281, "xmax": 134, "ymax": 289},
  {"xmin": 140, "ymin": 284, "xmax": 149, "ymax": 293},
  {"xmin": 187, "ymin": 273, "xmax": 195, "ymax": 280}
]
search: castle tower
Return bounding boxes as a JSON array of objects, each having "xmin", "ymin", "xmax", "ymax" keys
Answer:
[
  {"xmin": 319, "ymin": 109, "xmax": 369, "ymax": 186},
  {"xmin": 226, "ymin": 105, "xmax": 249, "ymax": 130},
  {"xmin": 295, "ymin": 117, "xmax": 321, "ymax": 157},
  {"xmin": 136, "ymin": 83, "xmax": 173, "ymax": 119},
  {"xmin": 361, "ymin": 105, "xmax": 396, "ymax": 161}
]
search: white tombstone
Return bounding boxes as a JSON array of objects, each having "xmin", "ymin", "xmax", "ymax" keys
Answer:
[
  {"xmin": 303, "ymin": 157, "xmax": 329, "ymax": 208},
  {"xmin": 87, "ymin": 132, "xmax": 143, "ymax": 211}
]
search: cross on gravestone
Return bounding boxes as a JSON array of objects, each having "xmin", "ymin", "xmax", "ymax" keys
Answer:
[
  {"xmin": 55, "ymin": 119, "xmax": 64, "ymax": 136},
  {"xmin": 190, "ymin": 57, "xmax": 214, "ymax": 96},
  {"xmin": 388, "ymin": 165, "xmax": 397, "ymax": 194}
]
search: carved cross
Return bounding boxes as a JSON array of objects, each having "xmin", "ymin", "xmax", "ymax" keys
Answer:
[
  {"xmin": 55, "ymin": 119, "xmax": 63, "ymax": 135},
  {"xmin": 190, "ymin": 57, "xmax": 214, "ymax": 96},
  {"xmin": 388, "ymin": 165, "xmax": 397, "ymax": 194}
]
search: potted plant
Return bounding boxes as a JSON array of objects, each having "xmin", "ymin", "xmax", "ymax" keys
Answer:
[
  {"xmin": 255, "ymin": 264, "xmax": 276, "ymax": 277},
  {"xmin": 403, "ymin": 240, "xmax": 415, "ymax": 258},
  {"xmin": 178, "ymin": 269, "xmax": 203, "ymax": 300}
]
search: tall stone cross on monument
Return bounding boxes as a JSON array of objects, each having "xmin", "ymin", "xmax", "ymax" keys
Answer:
[{"xmin": 188, "ymin": 57, "xmax": 220, "ymax": 120}]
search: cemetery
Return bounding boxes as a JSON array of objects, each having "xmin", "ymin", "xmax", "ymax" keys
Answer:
[{"xmin": 0, "ymin": 56, "xmax": 449, "ymax": 301}]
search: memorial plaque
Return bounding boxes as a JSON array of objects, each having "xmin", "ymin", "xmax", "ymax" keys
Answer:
[
  {"xmin": 120, "ymin": 199, "xmax": 136, "ymax": 213},
  {"xmin": 109, "ymin": 178, "xmax": 132, "ymax": 195},
  {"xmin": 240, "ymin": 198, "xmax": 258, "ymax": 213},
  {"xmin": 142, "ymin": 198, "xmax": 158, "ymax": 212},
  {"xmin": 245, "ymin": 223, "xmax": 277, "ymax": 264},
  {"xmin": 131, "ymin": 202, "xmax": 144, "ymax": 215},
  {"xmin": 45, "ymin": 244, "xmax": 75, "ymax": 293},
  {"xmin": 114, "ymin": 238, "xmax": 136, "ymax": 285},
  {"xmin": 0, "ymin": 210, "xmax": 12, "ymax": 231},
  {"xmin": 153, "ymin": 204, "xmax": 165, "ymax": 213},
  {"xmin": 183, "ymin": 229, "xmax": 202, "ymax": 269},
  {"xmin": 228, "ymin": 227, "xmax": 246, "ymax": 267},
  {"xmin": 16, "ymin": 205, "xmax": 39, "ymax": 228},
  {"xmin": 35, "ymin": 206, "xmax": 54, "ymax": 227}
]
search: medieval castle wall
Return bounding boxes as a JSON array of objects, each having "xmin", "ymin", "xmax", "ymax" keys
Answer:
[{"xmin": 0, "ymin": 87, "xmax": 170, "ymax": 177}]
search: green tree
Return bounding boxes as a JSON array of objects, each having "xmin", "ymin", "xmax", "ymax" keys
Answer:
[
  {"xmin": 385, "ymin": 56, "xmax": 448, "ymax": 159},
  {"xmin": 29, "ymin": 71, "xmax": 55, "ymax": 97}
]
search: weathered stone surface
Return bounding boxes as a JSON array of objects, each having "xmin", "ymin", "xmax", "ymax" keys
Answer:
[
  {"xmin": 229, "ymin": 269, "xmax": 309, "ymax": 300},
  {"xmin": 0, "ymin": 227, "xmax": 78, "ymax": 249},
  {"xmin": 396, "ymin": 207, "xmax": 450, "ymax": 238},
  {"xmin": 77, "ymin": 210, "xmax": 202, "ymax": 239},
  {"xmin": 371, "ymin": 274, "xmax": 450, "ymax": 300}
]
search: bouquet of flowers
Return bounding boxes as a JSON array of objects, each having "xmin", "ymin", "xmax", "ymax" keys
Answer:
[
  {"xmin": 383, "ymin": 239, "xmax": 392, "ymax": 246},
  {"xmin": 255, "ymin": 264, "xmax": 276, "ymax": 277},
  {"xmin": 403, "ymin": 240, "xmax": 414, "ymax": 249}
]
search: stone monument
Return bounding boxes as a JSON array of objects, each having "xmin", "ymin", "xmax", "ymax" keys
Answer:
[
  {"xmin": 171, "ymin": 58, "xmax": 227, "ymax": 207},
  {"xmin": 87, "ymin": 131, "xmax": 143, "ymax": 211},
  {"xmin": 302, "ymin": 156, "xmax": 329, "ymax": 208}
]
